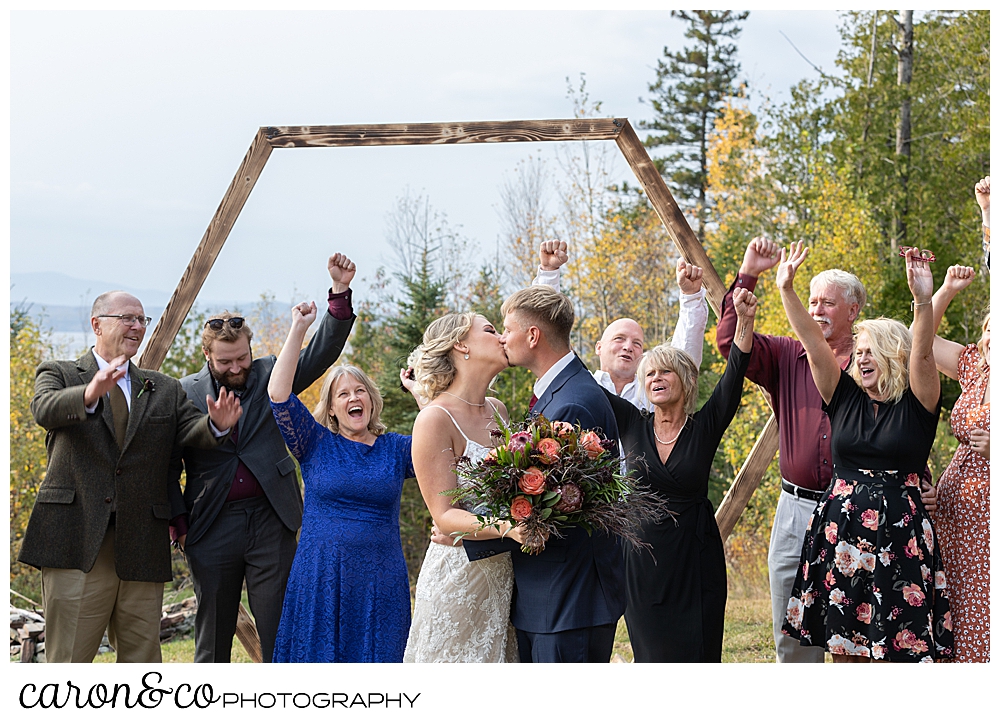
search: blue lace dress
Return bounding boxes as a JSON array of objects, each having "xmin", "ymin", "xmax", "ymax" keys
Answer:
[{"xmin": 270, "ymin": 394, "xmax": 413, "ymax": 662}]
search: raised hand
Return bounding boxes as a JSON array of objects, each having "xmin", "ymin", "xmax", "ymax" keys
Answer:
[
  {"xmin": 83, "ymin": 355, "xmax": 129, "ymax": 407},
  {"xmin": 905, "ymin": 247, "xmax": 934, "ymax": 303},
  {"xmin": 775, "ymin": 241, "xmax": 809, "ymax": 291},
  {"xmin": 676, "ymin": 259, "xmax": 704, "ymax": 295},
  {"xmin": 539, "ymin": 239, "xmax": 569, "ymax": 271},
  {"xmin": 941, "ymin": 265, "xmax": 976, "ymax": 295},
  {"xmin": 328, "ymin": 253, "xmax": 357, "ymax": 293},
  {"xmin": 291, "ymin": 301, "xmax": 318, "ymax": 331},
  {"xmin": 207, "ymin": 386, "xmax": 243, "ymax": 431},
  {"xmin": 975, "ymin": 176, "xmax": 990, "ymax": 216},
  {"xmin": 733, "ymin": 287, "xmax": 758, "ymax": 320},
  {"xmin": 740, "ymin": 236, "xmax": 781, "ymax": 277}
]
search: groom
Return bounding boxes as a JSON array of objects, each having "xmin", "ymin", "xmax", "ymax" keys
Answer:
[{"xmin": 464, "ymin": 285, "xmax": 626, "ymax": 663}]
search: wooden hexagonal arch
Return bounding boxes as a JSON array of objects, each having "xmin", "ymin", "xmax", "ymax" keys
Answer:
[{"xmin": 141, "ymin": 117, "xmax": 778, "ymax": 550}]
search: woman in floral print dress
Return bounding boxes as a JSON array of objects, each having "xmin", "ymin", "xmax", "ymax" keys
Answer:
[
  {"xmin": 927, "ymin": 264, "xmax": 990, "ymax": 662},
  {"xmin": 776, "ymin": 243, "xmax": 954, "ymax": 662}
]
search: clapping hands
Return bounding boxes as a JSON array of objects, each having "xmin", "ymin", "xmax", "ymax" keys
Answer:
[
  {"xmin": 207, "ymin": 386, "xmax": 243, "ymax": 431},
  {"xmin": 83, "ymin": 355, "xmax": 129, "ymax": 407}
]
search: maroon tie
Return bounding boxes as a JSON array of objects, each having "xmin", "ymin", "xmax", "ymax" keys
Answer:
[{"xmin": 529, "ymin": 393, "xmax": 538, "ymax": 411}]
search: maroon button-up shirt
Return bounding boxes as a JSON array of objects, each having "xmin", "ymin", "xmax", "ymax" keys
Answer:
[{"xmin": 717, "ymin": 274, "xmax": 850, "ymax": 492}]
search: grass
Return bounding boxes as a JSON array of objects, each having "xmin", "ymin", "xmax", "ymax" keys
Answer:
[
  {"xmin": 612, "ymin": 597, "xmax": 774, "ymax": 663},
  {"xmin": 82, "ymin": 541, "xmax": 785, "ymax": 664}
]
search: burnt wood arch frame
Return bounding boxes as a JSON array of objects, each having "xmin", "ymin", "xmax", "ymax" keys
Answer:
[{"xmin": 141, "ymin": 119, "xmax": 779, "ymax": 657}]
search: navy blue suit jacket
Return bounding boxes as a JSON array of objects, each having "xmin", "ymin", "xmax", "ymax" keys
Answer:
[{"xmin": 465, "ymin": 355, "xmax": 626, "ymax": 634}]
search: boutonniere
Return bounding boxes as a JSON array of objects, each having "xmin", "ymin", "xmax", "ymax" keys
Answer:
[{"xmin": 137, "ymin": 375, "xmax": 155, "ymax": 398}]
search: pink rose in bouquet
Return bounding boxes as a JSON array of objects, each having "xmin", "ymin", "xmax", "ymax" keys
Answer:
[
  {"xmin": 579, "ymin": 430, "xmax": 605, "ymax": 459},
  {"xmin": 518, "ymin": 467, "xmax": 547, "ymax": 496},
  {"xmin": 535, "ymin": 437, "xmax": 561, "ymax": 464},
  {"xmin": 551, "ymin": 420, "xmax": 574, "ymax": 438},
  {"xmin": 511, "ymin": 496, "xmax": 533, "ymax": 522}
]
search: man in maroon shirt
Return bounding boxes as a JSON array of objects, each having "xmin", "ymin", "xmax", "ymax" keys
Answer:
[
  {"xmin": 169, "ymin": 254, "xmax": 357, "ymax": 663},
  {"xmin": 717, "ymin": 237, "xmax": 864, "ymax": 663}
]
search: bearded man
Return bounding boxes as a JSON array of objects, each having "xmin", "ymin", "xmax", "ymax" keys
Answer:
[{"xmin": 170, "ymin": 253, "xmax": 357, "ymax": 663}]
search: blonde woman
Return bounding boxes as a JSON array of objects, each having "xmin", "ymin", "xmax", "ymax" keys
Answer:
[
  {"xmin": 925, "ymin": 264, "xmax": 990, "ymax": 662},
  {"xmin": 267, "ymin": 302, "xmax": 413, "ymax": 662},
  {"xmin": 402, "ymin": 312, "xmax": 523, "ymax": 663},
  {"xmin": 778, "ymin": 243, "xmax": 954, "ymax": 662}
]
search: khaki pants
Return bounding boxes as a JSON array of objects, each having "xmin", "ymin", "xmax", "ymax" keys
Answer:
[
  {"xmin": 769, "ymin": 489, "xmax": 826, "ymax": 663},
  {"xmin": 41, "ymin": 525, "xmax": 163, "ymax": 663}
]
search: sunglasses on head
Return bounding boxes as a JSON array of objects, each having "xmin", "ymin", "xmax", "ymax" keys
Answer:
[
  {"xmin": 205, "ymin": 317, "xmax": 245, "ymax": 331},
  {"xmin": 898, "ymin": 246, "xmax": 936, "ymax": 262}
]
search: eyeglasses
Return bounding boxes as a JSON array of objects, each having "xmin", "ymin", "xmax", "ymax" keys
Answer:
[
  {"xmin": 97, "ymin": 314, "xmax": 153, "ymax": 327},
  {"xmin": 205, "ymin": 317, "xmax": 245, "ymax": 331},
  {"xmin": 898, "ymin": 246, "xmax": 936, "ymax": 262}
]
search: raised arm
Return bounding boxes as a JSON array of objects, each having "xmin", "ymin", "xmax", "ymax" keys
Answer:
[
  {"xmin": 290, "ymin": 254, "xmax": 357, "ymax": 394},
  {"xmin": 906, "ymin": 249, "xmax": 940, "ymax": 413},
  {"xmin": 927, "ymin": 264, "xmax": 976, "ymax": 380},
  {"xmin": 411, "ymin": 407, "xmax": 511, "ymax": 542},
  {"xmin": 976, "ymin": 176, "xmax": 990, "ymax": 273},
  {"xmin": 776, "ymin": 242, "xmax": 841, "ymax": 403},
  {"xmin": 672, "ymin": 259, "xmax": 708, "ymax": 367},
  {"xmin": 532, "ymin": 239, "xmax": 567, "ymax": 291},
  {"xmin": 268, "ymin": 302, "xmax": 318, "ymax": 404},
  {"xmin": 731, "ymin": 287, "xmax": 757, "ymax": 354}
]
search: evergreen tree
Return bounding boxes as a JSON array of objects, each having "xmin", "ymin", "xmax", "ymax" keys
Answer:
[{"xmin": 642, "ymin": 10, "xmax": 749, "ymax": 240}]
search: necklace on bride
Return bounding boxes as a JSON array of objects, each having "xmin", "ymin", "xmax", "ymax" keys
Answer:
[
  {"xmin": 653, "ymin": 417, "xmax": 687, "ymax": 446},
  {"xmin": 440, "ymin": 391, "xmax": 486, "ymax": 407}
]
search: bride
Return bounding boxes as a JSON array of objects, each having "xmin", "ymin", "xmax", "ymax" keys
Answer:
[{"xmin": 401, "ymin": 311, "xmax": 524, "ymax": 663}]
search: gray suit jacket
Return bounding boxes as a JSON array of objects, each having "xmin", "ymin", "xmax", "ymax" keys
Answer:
[
  {"xmin": 18, "ymin": 352, "xmax": 224, "ymax": 582},
  {"xmin": 172, "ymin": 309, "xmax": 354, "ymax": 546}
]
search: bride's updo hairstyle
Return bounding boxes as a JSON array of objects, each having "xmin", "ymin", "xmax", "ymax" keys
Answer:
[{"xmin": 408, "ymin": 311, "xmax": 479, "ymax": 400}]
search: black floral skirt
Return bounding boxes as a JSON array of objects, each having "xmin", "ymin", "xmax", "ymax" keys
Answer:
[{"xmin": 781, "ymin": 468, "xmax": 955, "ymax": 662}]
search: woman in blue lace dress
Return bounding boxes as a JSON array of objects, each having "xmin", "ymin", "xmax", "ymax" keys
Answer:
[{"xmin": 268, "ymin": 301, "xmax": 413, "ymax": 662}]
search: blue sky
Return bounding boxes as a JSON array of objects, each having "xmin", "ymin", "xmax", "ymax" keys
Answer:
[{"xmin": 10, "ymin": 9, "xmax": 841, "ymax": 310}]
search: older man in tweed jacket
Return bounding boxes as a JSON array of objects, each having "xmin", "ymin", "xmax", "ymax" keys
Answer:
[{"xmin": 18, "ymin": 290, "xmax": 242, "ymax": 663}]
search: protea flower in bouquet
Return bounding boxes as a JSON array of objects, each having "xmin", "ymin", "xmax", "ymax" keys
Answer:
[{"xmin": 446, "ymin": 414, "xmax": 672, "ymax": 554}]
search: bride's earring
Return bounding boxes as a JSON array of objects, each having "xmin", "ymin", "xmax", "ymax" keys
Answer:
[{"xmin": 464, "ymin": 353, "xmax": 470, "ymax": 360}]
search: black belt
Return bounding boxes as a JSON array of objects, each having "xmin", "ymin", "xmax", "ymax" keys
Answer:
[{"xmin": 781, "ymin": 480, "xmax": 824, "ymax": 502}]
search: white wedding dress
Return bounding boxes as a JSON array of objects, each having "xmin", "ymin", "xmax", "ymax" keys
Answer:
[{"xmin": 403, "ymin": 407, "xmax": 519, "ymax": 663}]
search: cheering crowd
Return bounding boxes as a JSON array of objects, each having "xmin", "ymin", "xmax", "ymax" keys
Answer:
[{"xmin": 18, "ymin": 178, "xmax": 989, "ymax": 664}]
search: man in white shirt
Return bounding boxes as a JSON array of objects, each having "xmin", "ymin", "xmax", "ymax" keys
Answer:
[{"xmin": 532, "ymin": 240, "xmax": 709, "ymax": 411}]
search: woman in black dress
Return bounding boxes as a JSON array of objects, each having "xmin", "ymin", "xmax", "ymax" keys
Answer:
[
  {"xmin": 778, "ymin": 242, "xmax": 953, "ymax": 662},
  {"xmin": 605, "ymin": 286, "xmax": 758, "ymax": 663}
]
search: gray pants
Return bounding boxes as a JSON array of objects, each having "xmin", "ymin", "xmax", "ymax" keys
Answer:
[
  {"xmin": 768, "ymin": 489, "xmax": 825, "ymax": 663},
  {"xmin": 186, "ymin": 496, "xmax": 297, "ymax": 663}
]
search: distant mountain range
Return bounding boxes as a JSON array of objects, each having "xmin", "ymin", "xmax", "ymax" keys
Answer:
[{"xmin": 10, "ymin": 272, "xmax": 260, "ymax": 332}]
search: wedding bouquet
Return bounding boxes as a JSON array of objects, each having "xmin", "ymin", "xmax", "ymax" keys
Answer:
[{"xmin": 447, "ymin": 414, "xmax": 672, "ymax": 554}]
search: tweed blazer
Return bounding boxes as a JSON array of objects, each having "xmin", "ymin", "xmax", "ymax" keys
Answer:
[
  {"xmin": 172, "ymin": 311, "xmax": 354, "ymax": 546},
  {"xmin": 18, "ymin": 351, "xmax": 224, "ymax": 583}
]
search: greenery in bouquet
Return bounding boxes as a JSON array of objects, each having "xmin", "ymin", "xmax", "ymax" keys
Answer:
[{"xmin": 446, "ymin": 414, "xmax": 673, "ymax": 554}]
